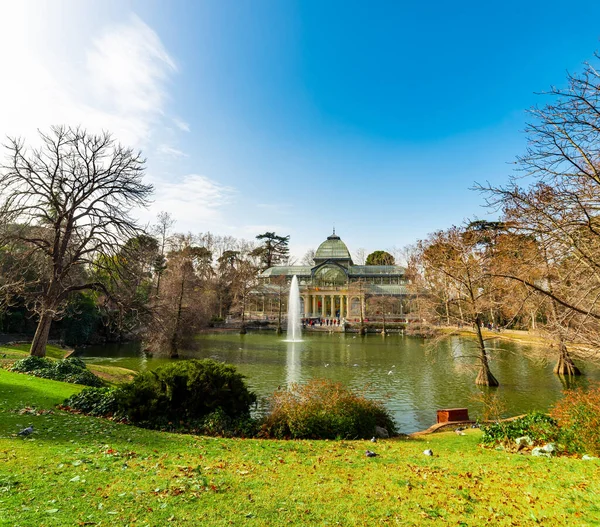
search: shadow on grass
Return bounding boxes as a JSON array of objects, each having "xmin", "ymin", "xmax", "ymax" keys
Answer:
[{"xmin": 0, "ymin": 370, "xmax": 81, "ymax": 409}]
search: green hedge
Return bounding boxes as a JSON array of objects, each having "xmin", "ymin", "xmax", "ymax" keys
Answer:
[{"xmin": 11, "ymin": 356, "xmax": 104, "ymax": 387}]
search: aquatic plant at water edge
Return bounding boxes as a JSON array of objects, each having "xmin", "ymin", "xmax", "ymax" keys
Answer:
[
  {"xmin": 551, "ymin": 384, "xmax": 600, "ymax": 456},
  {"xmin": 480, "ymin": 412, "xmax": 560, "ymax": 448}
]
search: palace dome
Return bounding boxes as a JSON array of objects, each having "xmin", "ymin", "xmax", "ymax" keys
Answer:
[{"xmin": 315, "ymin": 232, "xmax": 351, "ymax": 260}]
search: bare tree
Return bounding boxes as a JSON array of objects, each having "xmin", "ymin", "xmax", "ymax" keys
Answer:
[
  {"xmin": 348, "ymin": 278, "xmax": 369, "ymax": 335},
  {"xmin": 367, "ymin": 295, "xmax": 397, "ymax": 335},
  {"xmin": 230, "ymin": 257, "xmax": 259, "ymax": 334},
  {"xmin": 478, "ymin": 54, "xmax": 600, "ymax": 369},
  {"xmin": 148, "ymin": 235, "xmax": 213, "ymax": 358},
  {"xmin": 152, "ymin": 211, "xmax": 175, "ymax": 295},
  {"xmin": 301, "ymin": 249, "xmax": 315, "ymax": 266},
  {"xmin": 0, "ymin": 126, "xmax": 152, "ymax": 356},
  {"xmin": 415, "ymin": 226, "xmax": 499, "ymax": 386},
  {"xmin": 270, "ymin": 275, "xmax": 288, "ymax": 334},
  {"xmin": 353, "ymin": 247, "xmax": 366, "ymax": 265}
]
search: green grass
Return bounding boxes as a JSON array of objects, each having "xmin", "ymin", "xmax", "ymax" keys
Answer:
[
  {"xmin": 0, "ymin": 343, "xmax": 136, "ymax": 385},
  {"xmin": 1, "ymin": 370, "xmax": 599, "ymax": 525},
  {"xmin": 1, "ymin": 342, "xmax": 70, "ymax": 359}
]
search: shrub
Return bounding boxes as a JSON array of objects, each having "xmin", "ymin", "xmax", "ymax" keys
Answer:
[
  {"xmin": 113, "ymin": 359, "xmax": 256, "ymax": 427},
  {"xmin": 11, "ymin": 355, "xmax": 54, "ymax": 373},
  {"xmin": 62, "ymin": 387, "xmax": 119, "ymax": 417},
  {"xmin": 260, "ymin": 379, "xmax": 397, "ymax": 440},
  {"xmin": 11, "ymin": 356, "xmax": 104, "ymax": 387},
  {"xmin": 551, "ymin": 384, "xmax": 600, "ymax": 456},
  {"xmin": 480, "ymin": 412, "xmax": 560, "ymax": 448},
  {"xmin": 198, "ymin": 408, "xmax": 259, "ymax": 438}
]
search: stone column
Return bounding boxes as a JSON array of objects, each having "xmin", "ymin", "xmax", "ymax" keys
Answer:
[
  {"xmin": 304, "ymin": 296, "xmax": 309, "ymax": 317},
  {"xmin": 321, "ymin": 295, "xmax": 326, "ymax": 318},
  {"xmin": 312, "ymin": 295, "xmax": 316, "ymax": 315},
  {"xmin": 340, "ymin": 295, "xmax": 345, "ymax": 319},
  {"xmin": 330, "ymin": 295, "xmax": 336, "ymax": 318}
]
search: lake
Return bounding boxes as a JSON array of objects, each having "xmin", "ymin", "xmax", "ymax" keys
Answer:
[{"xmin": 76, "ymin": 332, "xmax": 600, "ymax": 433}]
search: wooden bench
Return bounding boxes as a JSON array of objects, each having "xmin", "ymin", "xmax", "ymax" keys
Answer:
[{"xmin": 436, "ymin": 408, "xmax": 469, "ymax": 423}]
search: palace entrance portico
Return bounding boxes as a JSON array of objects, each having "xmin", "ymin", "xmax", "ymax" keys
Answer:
[{"xmin": 301, "ymin": 288, "xmax": 363, "ymax": 319}]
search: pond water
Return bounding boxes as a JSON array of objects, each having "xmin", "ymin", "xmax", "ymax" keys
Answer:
[{"xmin": 76, "ymin": 332, "xmax": 600, "ymax": 434}]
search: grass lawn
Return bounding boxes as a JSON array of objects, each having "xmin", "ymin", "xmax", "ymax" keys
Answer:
[
  {"xmin": 0, "ymin": 342, "xmax": 69, "ymax": 360},
  {"xmin": 1, "ymin": 358, "xmax": 599, "ymax": 525},
  {"xmin": 0, "ymin": 344, "xmax": 136, "ymax": 385}
]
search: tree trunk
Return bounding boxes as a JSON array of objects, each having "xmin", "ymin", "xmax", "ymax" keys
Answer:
[
  {"xmin": 359, "ymin": 295, "xmax": 366, "ymax": 335},
  {"xmin": 554, "ymin": 342, "xmax": 581, "ymax": 376},
  {"xmin": 170, "ymin": 277, "xmax": 185, "ymax": 359},
  {"xmin": 156, "ymin": 272, "xmax": 162, "ymax": 297},
  {"xmin": 30, "ymin": 312, "xmax": 54, "ymax": 357},
  {"xmin": 474, "ymin": 316, "xmax": 499, "ymax": 386},
  {"xmin": 240, "ymin": 293, "xmax": 247, "ymax": 334},
  {"xmin": 277, "ymin": 293, "xmax": 283, "ymax": 335}
]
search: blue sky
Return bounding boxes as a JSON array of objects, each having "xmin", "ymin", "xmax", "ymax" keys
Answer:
[{"xmin": 2, "ymin": 1, "xmax": 600, "ymax": 261}]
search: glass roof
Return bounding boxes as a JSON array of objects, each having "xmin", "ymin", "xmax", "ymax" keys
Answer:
[
  {"xmin": 314, "ymin": 233, "xmax": 352, "ymax": 260},
  {"xmin": 349, "ymin": 265, "xmax": 406, "ymax": 275},
  {"xmin": 260, "ymin": 266, "xmax": 312, "ymax": 277}
]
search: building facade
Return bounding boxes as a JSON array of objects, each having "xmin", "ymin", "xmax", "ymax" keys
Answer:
[{"xmin": 258, "ymin": 231, "xmax": 409, "ymax": 320}]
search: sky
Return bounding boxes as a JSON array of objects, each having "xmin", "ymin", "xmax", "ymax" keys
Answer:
[{"xmin": 2, "ymin": 0, "xmax": 600, "ymax": 262}]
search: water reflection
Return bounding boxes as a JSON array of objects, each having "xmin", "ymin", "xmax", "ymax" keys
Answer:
[{"xmin": 285, "ymin": 340, "xmax": 302, "ymax": 385}]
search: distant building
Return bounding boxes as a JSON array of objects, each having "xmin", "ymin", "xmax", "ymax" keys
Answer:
[{"xmin": 258, "ymin": 231, "xmax": 409, "ymax": 319}]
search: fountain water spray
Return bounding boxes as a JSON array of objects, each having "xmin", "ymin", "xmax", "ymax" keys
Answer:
[{"xmin": 285, "ymin": 275, "xmax": 303, "ymax": 342}]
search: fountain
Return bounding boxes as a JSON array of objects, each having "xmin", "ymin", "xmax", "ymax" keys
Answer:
[{"xmin": 284, "ymin": 275, "xmax": 303, "ymax": 342}]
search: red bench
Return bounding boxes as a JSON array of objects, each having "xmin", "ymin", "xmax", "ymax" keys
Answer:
[{"xmin": 436, "ymin": 408, "xmax": 470, "ymax": 423}]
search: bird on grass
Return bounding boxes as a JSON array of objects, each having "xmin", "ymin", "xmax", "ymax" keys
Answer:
[
  {"xmin": 370, "ymin": 437, "xmax": 377, "ymax": 443},
  {"xmin": 365, "ymin": 450, "xmax": 378, "ymax": 457},
  {"xmin": 17, "ymin": 426, "xmax": 34, "ymax": 437}
]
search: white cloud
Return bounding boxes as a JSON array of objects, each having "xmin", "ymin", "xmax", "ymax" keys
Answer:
[
  {"xmin": 143, "ymin": 174, "xmax": 235, "ymax": 229},
  {"xmin": 85, "ymin": 15, "xmax": 176, "ymax": 143},
  {"xmin": 157, "ymin": 144, "xmax": 188, "ymax": 158},
  {"xmin": 173, "ymin": 118, "xmax": 191, "ymax": 132},
  {"xmin": 0, "ymin": 7, "xmax": 177, "ymax": 149}
]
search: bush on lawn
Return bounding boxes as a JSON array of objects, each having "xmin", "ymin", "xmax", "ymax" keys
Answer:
[
  {"xmin": 480, "ymin": 412, "xmax": 561, "ymax": 448},
  {"xmin": 113, "ymin": 359, "xmax": 256, "ymax": 427},
  {"xmin": 551, "ymin": 384, "xmax": 600, "ymax": 456},
  {"xmin": 197, "ymin": 408, "xmax": 259, "ymax": 438},
  {"xmin": 11, "ymin": 356, "xmax": 104, "ymax": 387},
  {"xmin": 260, "ymin": 378, "xmax": 397, "ymax": 439},
  {"xmin": 62, "ymin": 387, "xmax": 119, "ymax": 417},
  {"xmin": 11, "ymin": 355, "xmax": 54, "ymax": 373}
]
